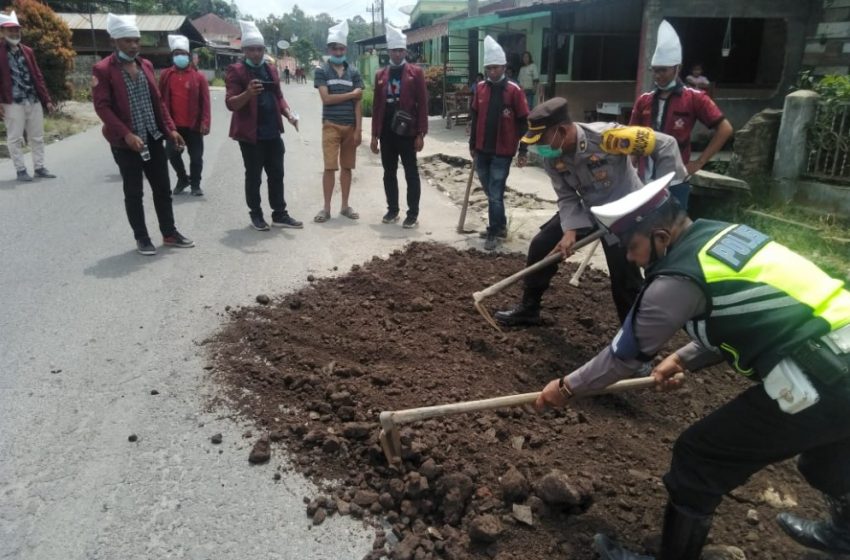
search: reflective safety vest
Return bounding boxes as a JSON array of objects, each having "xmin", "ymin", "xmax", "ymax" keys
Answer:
[{"xmin": 644, "ymin": 220, "xmax": 850, "ymax": 379}]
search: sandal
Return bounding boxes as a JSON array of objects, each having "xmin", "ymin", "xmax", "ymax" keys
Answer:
[
  {"xmin": 314, "ymin": 209, "xmax": 331, "ymax": 223},
  {"xmin": 340, "ymin": 206, "xmax": 360, "ymax": 220}
]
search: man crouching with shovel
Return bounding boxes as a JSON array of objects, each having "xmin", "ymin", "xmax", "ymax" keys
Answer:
[
  {"xmin": 536, "ymin": 174, "xmax": 850, "ymax": 559},
  {"xmin": 497, "ymin": 98, "xmax": 686, "ymax": 327}
]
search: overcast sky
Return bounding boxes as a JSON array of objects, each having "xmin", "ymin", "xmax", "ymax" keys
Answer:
[{"xmin": 234, "ymin": 0, "xmax": 411, "ymax": 29}]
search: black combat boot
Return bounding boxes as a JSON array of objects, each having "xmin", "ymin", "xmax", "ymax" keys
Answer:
[
  {"xmin": 593, "ymin": 501, "xmax": 712, "ymax": 560},
  {"xmin": 777, "ymin": 493, "xmax": 850, "ymax": 554},
  {"xmin": 657, "ymin": 500, "xmax": 712, "ymax": 560},
  {"xmin": 493, "ymin": 291, "xmax": 542, "ymax": 326}
]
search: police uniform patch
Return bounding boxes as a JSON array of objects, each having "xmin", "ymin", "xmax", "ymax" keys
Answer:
[
  {"xmin": 706, "ymin": 225, "xmax": 771, "ymax": 271},
  {"xmin": 578, "ymin": 139, "xmax": 587, "ymax": 152}
]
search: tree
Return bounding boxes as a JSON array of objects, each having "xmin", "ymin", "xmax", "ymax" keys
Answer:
[
  {"xmin": 11, "ymin": 0, "xmax": 74, "ymax": 101},
  {"xmin": 289, "ymin": 37, "xmax": 317, "ymax": 69}
]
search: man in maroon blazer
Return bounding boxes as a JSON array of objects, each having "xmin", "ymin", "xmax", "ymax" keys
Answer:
[
  {"xmin": 369, "ymin": 23, "xmax": 428, "ymax": 228},
  {"xmin": 0, "ymin": 11, "xmax": 55, "ymax": 181},
  {"xmin": 225, "ymin": 20, "xmax": 302, "ymax": 232},
  {"xmin": 92, "ymin": 14, "xmax": 194, "ymax": 256}
]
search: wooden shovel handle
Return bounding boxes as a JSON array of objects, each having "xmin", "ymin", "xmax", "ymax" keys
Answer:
[
  {"xmin": 380, "ymin": 373, "xmax": 683, "ymax": 428},
  {"xmin": 472, "ymin": 229, "xmax": 605, "ymax": 302},
  {"xmin": 456, "ymin": 157, "xmax": 476, "ymax": 233}
]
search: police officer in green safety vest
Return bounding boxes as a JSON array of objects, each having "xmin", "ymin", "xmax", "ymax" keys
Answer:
[{"xmin": 535, "ymin": 172, "xmax": 850, "ymax": 559}]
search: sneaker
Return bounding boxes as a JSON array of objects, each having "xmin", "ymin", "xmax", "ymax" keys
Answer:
[
  {"xmin": 190, "ymin": 188, "xmax": 204, "ymax": 197},
  {"xmin": 272, "ymin": 214, "xmax": 304, "ymax": 229},
  {"xmin": 382, "ymin": 211, "xmax": 400, "ymax": 224},
  {"xmin": 173, "ymin": 176, "xmax": 190, "ymax": 195},
  {"xmin": 34, "ymin": 167, "xmax": 56, "ymax": 179},
  {"xmin": 162, "ymin": 231, "xmax": 195, "ymax": 248},
  {"xmin": 251, "ymin": 215, "xmax": 270, "ymax": 231},
  {"xmin": 16, "ymin": 169, "xmax": 32, "ymax": 182},
  {"xmin": 402, "ymin": 216, "xmax": 418, "ymax": 229},
  {"xmin": 136, "ymin": 238, "xmax": 156, "ymax": 256},
  {"xmin": 484, "ymin": 235, "xmax": 499, "ymax": 251},
  {"xmin": 479, "ymin": 229, "xmax": 507, "ymax": 239}
]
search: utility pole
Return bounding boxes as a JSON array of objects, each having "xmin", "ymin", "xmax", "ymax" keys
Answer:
[
  {"xmin": 378, "ymin": 0, "xmax": 385, "ymax": 29},
  {"xmin": 366, "ymin": 2, "xmax": 378, "ymax": 37}
]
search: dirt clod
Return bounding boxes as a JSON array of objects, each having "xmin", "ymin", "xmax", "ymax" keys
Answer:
[
  {"xmin": 210, "ymin": 433, "xmax": 223, "ymax": 444},
  {"xmin": 256, "ymin": 294, "xmax": 271, "ymax": 305},
  {"xmin": 248, "ymin": 438, "xmax": 271, "ymax": 464}
]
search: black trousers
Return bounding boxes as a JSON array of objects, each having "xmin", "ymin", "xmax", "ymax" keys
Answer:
[
  {"xmin": 167, "ymin": 127, "xmax": 204, "ymax": 188},
  {"xmin": 380, "ymin": 131, "xmax": 421, "ymax": 218},
  {"xmin": 112, "ymin": 136, "xmax": 176, "ymax": 240},
  {"xmin": 664, "ymin": 376, "xmax": 850, "ymax": 516},
  {"xmin": 524, "ymin": 213, "xmax": 643, "ymax": 323},
  {"xmin": 238, "ymin": 137, "xmax": 287, "ymax": 220}
]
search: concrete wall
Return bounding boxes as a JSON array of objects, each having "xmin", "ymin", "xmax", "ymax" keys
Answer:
[{"xmin": 641, "ymin": 0, "xmax": 816, "ymax": 130}]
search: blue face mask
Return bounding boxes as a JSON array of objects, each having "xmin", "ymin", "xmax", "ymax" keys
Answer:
[
  {"xmin": 173, "ymin": 54, "xmax": 190, "ymax": 69},
  {"xmin": 328, "ymin": 55, "xmax": 346, "ymax": 65},
  {"xmin": 117, "ymin": 50, "xmax": 136, "ymax": 62}
]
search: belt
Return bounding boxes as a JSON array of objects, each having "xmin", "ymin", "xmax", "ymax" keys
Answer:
[
  {"xmin": 790, "ymin": 323, "xmax": 850, "ymax": 386},
  {"xmin": 822, "ymin": 322, "xmax": 850, "ymax": 355}
]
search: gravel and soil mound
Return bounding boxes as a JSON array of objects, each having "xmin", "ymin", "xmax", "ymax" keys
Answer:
[{"xmin": 209, "ymin": 242, "xmax": 833, "ymax": 560}]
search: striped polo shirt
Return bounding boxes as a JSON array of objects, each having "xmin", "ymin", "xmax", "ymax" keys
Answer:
[{"xmin": 314, "ymin": 61, "xmax": 363, "ymax": 126}]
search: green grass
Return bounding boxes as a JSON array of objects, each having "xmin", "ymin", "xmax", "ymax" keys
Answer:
[
  {"xmin": 210, "ymin": 77, "xmax": 225, "ymax": 87},
  {"xmin": 693, "ymin": 175, "xmax": 850, "ymax": 285}
]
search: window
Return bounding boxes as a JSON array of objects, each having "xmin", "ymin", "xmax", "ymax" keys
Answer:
[
  {"xmin": 541, "ymin": 29, "xmax": 570, "ymax": 76},
  {"xmin": 572, "ymin": 34, "xmax": 639, "ymax": 80},
  {"xmin": 667, "ymin": 17, "xmax": 785, "ymax": 89}
]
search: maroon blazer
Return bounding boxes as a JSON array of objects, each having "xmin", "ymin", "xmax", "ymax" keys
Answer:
[
  {"xmin": 224, "ymin": 61, "xmax": 290, "ymax": 144},
  {"xmin": 371, "ymin": 63, "xmax": 428, "ymax": 138},
  {"xmin": 92, "ymin": 53, "xmax": 176, "ymax": 149},
  {"xmin": 0, "ymin": 42, "xmax": 52, "ymax": 108},
  {"xmin": 159, "ymin": 66, "xmax": 211, "ymax": 132}
]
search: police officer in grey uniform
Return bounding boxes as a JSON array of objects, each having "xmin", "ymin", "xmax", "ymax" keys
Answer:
[
  {"xmin": 535, "ymin": 174, "xmax": 850, "ymax": 559},
  {"xmin": 498, "ymin": 97, "xmax": 686, "ymax": 326}
]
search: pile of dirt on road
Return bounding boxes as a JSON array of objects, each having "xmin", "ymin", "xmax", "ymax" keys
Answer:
[{"xmin": 209, "ymin": 242, "xmax": 827, "ymax": 560}]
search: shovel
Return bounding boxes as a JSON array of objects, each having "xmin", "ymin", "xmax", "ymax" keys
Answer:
[
  {"xmin": 472, "ymin": 229, "xmax": 606, "ymax": 331},
  {"xmin": 456, "ymin": 156, "xmax": 477, "ymax": 234},
  {"xmin": 378, "ymin": 372, "xmax": 684, "ymax": 465}
]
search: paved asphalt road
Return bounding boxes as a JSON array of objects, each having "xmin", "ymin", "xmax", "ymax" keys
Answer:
[{"xmin": 0, "ymin": 82, "xmax": 466, "ymax": 559}]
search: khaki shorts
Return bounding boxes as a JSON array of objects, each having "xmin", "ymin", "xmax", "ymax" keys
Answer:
[{"xmin": 322, "ymin": 121, "xmax": 357, "ymax": 171}]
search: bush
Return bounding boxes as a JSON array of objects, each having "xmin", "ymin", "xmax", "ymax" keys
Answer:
[
  {"xmin": 11, "ymin": 0, "xmax": 74, "ymax": 102},
  {"xmin": 361, "ymin": 86, "xmax": 373, "ymax": 117}
]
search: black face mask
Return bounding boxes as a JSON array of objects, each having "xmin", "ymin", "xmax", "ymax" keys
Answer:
[{"xmin": 647, "ymin": 229, "xmax": 671, "ymax": 269}]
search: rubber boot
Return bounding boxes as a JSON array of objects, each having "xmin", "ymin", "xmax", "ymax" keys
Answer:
[
  {"xmin": 493, "ymin": 291, "xmax": 542, "ymax": 327},
  {"xmin": 777, "ymin": 493, "xmax": 850, "ymax": 554},
  {"xmin": 657, "ymin": 500, "xmax": 712, "ymax": 560},
  {"xmin": 593, "ymin": 501, "xmax": 712, "ymax": 560}
]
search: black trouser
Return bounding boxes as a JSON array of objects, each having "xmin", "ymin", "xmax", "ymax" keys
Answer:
[
  {"xmin": 523, "ymin": 213, "xmax": 642, "ymax": 323},
  {"xmin": 380, "ymin": 131, "xmax": 420, "ymax": 218},
  {"xmin": 238, "ymin": 137, "xmax": 287, "ymax": 220},
  {"xmin": 664, "ymin": 376, "xmax": 850, "ymax": 516},
  {"xmin": 167, "ymin": 127, "xmax": 204, "ymax": 188},
  {"xmin": 112, "ymin": 135, "xmax": 176, "ymax": 240}
]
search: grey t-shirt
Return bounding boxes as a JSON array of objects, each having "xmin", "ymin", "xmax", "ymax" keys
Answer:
[{"xmin": 313, "ymin": 61, "xmax": 363, "ymax": 126}]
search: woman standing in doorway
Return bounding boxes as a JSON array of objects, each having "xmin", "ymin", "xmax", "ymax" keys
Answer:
[{"xmin": 518, "ymin": 51, "xmax": 539, "ymax": 108}]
